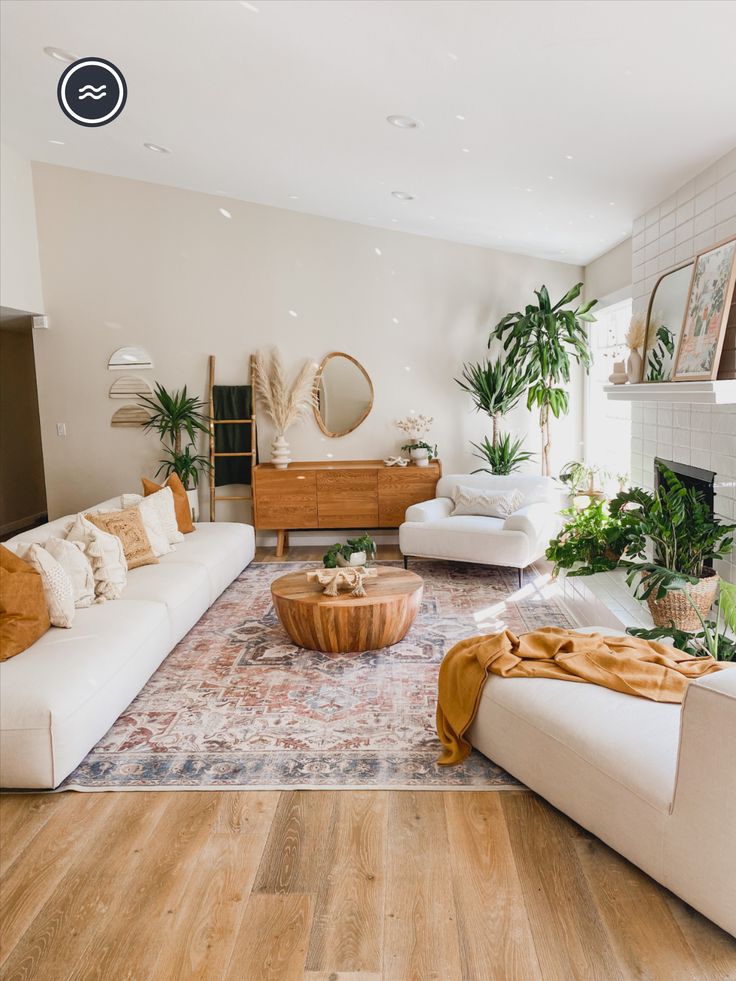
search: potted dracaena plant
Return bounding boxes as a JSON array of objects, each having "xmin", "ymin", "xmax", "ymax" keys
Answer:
[
  {"xmin": 455, "ymin": 358, "xmax": 534, "ymax": 474},
  {"xmin": 139, "ymin": 383, "xmax": 211, "ymax": 516},
  {"xmin": 490, "ymin": 283, "xmax": 597, "ymax": 476}
]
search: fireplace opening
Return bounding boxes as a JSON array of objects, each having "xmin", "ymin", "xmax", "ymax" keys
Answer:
[{"xmin": 654, "ymin": 457, "xmax": 716, "ymax": 518}]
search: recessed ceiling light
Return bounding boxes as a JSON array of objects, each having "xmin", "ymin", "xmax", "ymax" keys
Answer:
[
  {"xmin": 289, "ymin": 194, "xmax": 299, "ymax": 200},
  {"xmin": 568, "ymin": 220, "xmax": 574, "ymax": 225},
  {"xmin": 589, "ymin": 214, "xmax": 596, "ymax": 219},
  {"xmin": 447, "ymin": 52, "xmax": 459, "ymax": 61},
  {"xmin": 48, "ymin": 139, "xmax": 65, "ymax": 145},
  {"xmin": 525, "ymin": 187, "xmax": 533, "ymax": 193},
  {"xmin": 565, "ymin": 154, "xmax": 574, "ymax": 160},
  {"xmin": 219, "ymin": 208, "xmax": 232, "ymax": 219},
  {"xmin": 404, "ymin": 366, "xmax": 412, "ymax": 372},
  {"xmin": 374, "ymin": 247, "xmax": 382, "ymax": 256},
  {"xmin": 455, "ymin": 114, "xmax": 466, "ymax": 121},
  {"xmin": 386, "ymin": 114, "xmax": 419, "ymax": 129},
  {"xmin": 143, "ymin": 142, "xmax": 171, "ymax": 153},
  {"xmin": 547, "ymin": 175, "xmax": 555, "ymax": 181},
  {"xmin": 239, "ymin": 0, "xmax": 259, "ymax": 9},
  {"xmin": 390, "ymin": 218, "xmax": 399, "ymax": 223},
  {"xmin": 391, "ymin": 190, "xmax": 414, "ymax": 201},
  {"xmin": 392, "ymin": 317, "xmax": 399, "ymax": 324},
  {"xmin": 609, "ymin": 201, "xmax": 615, "ymax": 206},
  {"xmin": 43, "ymin": 46, "xmax": 76, "ymax": 63},
  {"xmin": 428, "ymin": 215, "xmax": 436, "ymax": 220},
  {"xmin": 461, "ymin": 147, "xmax": 470, "ymax": 153},
  {"xmin": 288, "ymin": 309, "xmax": 298, "ymax": 318}
]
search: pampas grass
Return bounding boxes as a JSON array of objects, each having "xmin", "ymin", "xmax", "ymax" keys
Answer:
[
  {"xmin": 625, "ymin": 314, "xmax": 647, "ymax": 352},
  {"xmin": 253, "ymin": 349, "xmax": 317, "ymax": 435}
]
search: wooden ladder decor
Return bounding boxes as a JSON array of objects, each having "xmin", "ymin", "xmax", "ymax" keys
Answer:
[{"xmin": 208, "ymin": 354, "xmax": 258, "ymax": 522}]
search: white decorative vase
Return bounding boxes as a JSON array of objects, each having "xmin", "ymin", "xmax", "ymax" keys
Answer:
[
  {"xmin": 271, "ymin": 434, "xmax": 291, "ymax": 469},
  {"xmin": 410, "ymin": 447, "xmax": 429, "ymax": 467},
  {"xmin": 626, "ymin": 348, "xmax": 644, "ymax": 384},
  {"xmin": 336, "ymin": 551, "xmax": 367, "ymax": 568},
  {"xmin": 608, "ymin": 360, "xmax": 628, "ymax": 385},
  {"xmin": 186, "ymin": 487, "xmax": 199, "ymax": 522}
]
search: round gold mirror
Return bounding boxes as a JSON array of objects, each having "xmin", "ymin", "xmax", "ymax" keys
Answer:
[{"xmin": 313, "ymin": 352, "xmax": 374, "ymax": 437}]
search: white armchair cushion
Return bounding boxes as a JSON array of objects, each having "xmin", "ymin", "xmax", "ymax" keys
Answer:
[
  {"xmin": 404, "ymin": 498, "xmax": 453, "ymax": 522},
  {"xmin": 451, "ymin": 485, "xmax": 524, "ymax": 518},
  {"xmin": 437, "ymin": 473, "xmax": 559, "ymax": 506},
  {"xmin": 504, "ymin": 502, "xmax": 561, "ymax": 554}
]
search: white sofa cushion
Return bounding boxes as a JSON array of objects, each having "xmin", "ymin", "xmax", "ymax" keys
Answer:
[
  {"xmin": 400, "ymin": 514, "xmax": 533, "ymax": 567},
  {"xmin": 0, "ymin": 600, "xmax": 170, "ymax": 788},
  {"xmin": 164, "ymin": 521, "xmax": 255, "ymax": 602},
  {"xmin": 118, "ymin": 560, "xmax": 211, "ymax": 644}
]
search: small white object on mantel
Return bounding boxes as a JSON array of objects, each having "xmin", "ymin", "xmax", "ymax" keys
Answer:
[{"xmin": 603, "ymin": 380, "xmax": 736, "ymax": 405}]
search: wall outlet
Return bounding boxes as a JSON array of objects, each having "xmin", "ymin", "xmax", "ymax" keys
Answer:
[{"xmin": 56, "ymin": 423, "xmax": 67, "ymax": 437}]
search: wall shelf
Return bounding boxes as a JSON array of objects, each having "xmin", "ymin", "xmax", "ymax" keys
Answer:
[{"xmin": 603, "ymin": 380, "xmax": 736, "ymax": 405}]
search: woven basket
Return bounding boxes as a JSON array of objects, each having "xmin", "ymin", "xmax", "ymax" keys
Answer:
[{"xmin": 646, "ymin": 570, "xmax": 719, "ymax": 632}]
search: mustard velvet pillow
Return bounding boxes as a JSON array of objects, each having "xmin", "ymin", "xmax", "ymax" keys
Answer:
[
  {"xmin": 85, "ymin": 506, "xmax": 158, "ymax": 570},
  {"xmin": 141, "ymin": 473, "xmax": 195, "ymax": 535},
  {"xmin": 0, "ymin": 545, "xmax": 51, "ymax": 661}
]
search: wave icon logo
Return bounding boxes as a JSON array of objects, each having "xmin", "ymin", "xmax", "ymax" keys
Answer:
[{"xmin": 78, "ymin": 83, "xmax": 107, "ymax": 100}]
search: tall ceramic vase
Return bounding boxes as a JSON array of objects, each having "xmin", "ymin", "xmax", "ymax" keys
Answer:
[
  {"xmin": 271, "ymin": 433, "xmax": 291, "ymax": 469},
  {"xmin": 627, "ymin": 348, "xmax": 644, "ymax": 385}
]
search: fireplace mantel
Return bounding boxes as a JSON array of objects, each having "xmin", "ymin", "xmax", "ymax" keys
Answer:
[{"xmin": 604, "ymin": 379, "xmax": 736, "ymax": 405}]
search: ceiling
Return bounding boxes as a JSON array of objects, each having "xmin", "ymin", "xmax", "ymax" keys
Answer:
[{"xmin": 2, "ymin": 0, "xmax": 736, "ymax": 265}]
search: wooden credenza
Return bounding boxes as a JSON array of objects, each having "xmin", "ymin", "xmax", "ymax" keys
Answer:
[{"xmin": 252, "ymin": 459, "xmax": 442, "ymax": 555}]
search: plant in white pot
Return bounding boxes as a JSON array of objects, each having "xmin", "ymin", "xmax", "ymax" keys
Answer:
[
  {"xmin": 253, "ymin": 349, "xmax": 317, "ymax": 469},
  {"xmin": 395, "ymin": 413, "xmax": 437, "ymax": 467}
]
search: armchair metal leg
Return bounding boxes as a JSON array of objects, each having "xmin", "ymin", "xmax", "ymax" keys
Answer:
[
  {"xmin": 403, "ymin": 555, "xmax": 409, "ymax": 570},
  {"xmin": 518, "ymin": 567, "xmax": 523, "ymax": 589}
]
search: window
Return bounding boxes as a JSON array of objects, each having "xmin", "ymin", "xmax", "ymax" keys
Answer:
[{"xmin": 584, "ymin": 296, "xmax": 632, "ymax": 483}]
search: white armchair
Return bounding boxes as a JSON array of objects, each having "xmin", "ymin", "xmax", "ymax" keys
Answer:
[{"xmin": 399, "ymin": 473, "xmax": 562, "ymax": 585}]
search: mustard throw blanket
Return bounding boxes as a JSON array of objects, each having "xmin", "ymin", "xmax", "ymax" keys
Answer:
[{"xmin": 436, "ymin": 627, "xmax": 721, "ymax": 765}]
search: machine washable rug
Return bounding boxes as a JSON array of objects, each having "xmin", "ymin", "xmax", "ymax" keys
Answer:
[{"xmin": 60, "ymin": 561, "xmax": 574, "ymax": 791}]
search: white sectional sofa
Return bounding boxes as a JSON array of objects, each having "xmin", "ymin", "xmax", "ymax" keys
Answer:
[
  {"xmin": 0, "ymin": 497, "xmax": 255, "ymax": 790},
  {"xmin": 399, "ymin": 473, "xmax": 562, "ymax": 584},
  {"xmin": 468, "ymin": 626, "xmax": 736, "ymax": 937}
]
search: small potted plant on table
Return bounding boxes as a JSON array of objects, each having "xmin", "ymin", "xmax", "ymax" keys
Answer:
[{"xmin": 323, "ymin": 534, "xmax": 377, "ymax": 568}]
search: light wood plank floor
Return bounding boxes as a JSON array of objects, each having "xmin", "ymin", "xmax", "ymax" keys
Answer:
[
  {"xmin": 2, "ymin": 548, "xmax": 734, "ymax": 979},
  {"xmin": 1, "ymin": 790, "xmax": 734, "ymax": 980}
]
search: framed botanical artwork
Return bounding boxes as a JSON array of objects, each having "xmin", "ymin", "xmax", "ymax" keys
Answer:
[{"xmin": 673, "ymin": 236, "xmax": 736, "ymax": 381}]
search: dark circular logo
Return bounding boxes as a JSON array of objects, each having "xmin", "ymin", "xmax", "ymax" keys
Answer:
[{"xmin": 57, "ymin": 58, "xmax": 127, "ymax": 127}]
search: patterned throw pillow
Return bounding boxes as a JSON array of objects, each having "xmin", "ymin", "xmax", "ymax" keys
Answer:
[
  {"xmin": 451, "ymin": 485, "xmax": 525, "ymax": 518},
  {"xmin": 121, "ymin": 488, "xmax": 183, "ymax": 548},
  {"xmin": 66, "ymin": 514, "xmax": 128, "ymax": 600},
  {"xmin": 7, "ymin": 542, "xmax": 75, "ymax": 628},
  {"xmin": 141, "ymin": 474, "xmax": 195, "ymax": 534},
  {"xmin": 85, "ymin": 506, "xmax": 158, "ymax": 570},
  {"xmin": 43, "ymin": 537, "xmax": 96, "ymax": 609}
]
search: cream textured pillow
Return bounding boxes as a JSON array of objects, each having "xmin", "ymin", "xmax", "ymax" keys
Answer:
[
  {"xmin": 66, "ymin": 514, "xmax": 128, "ymax": 600},
  {"xmin": 451, "ymin": 485, "xmax": 525, "ymax": 518},
  {"xmin": 7, "ymin": 542, "xmax": 75, "ymax": 628},
  {"xmin": 121, "ymin": 489, "xmax": 182, "ymax": 549},
  {"xmin": 43, "ymin": 537, "xmax": 96, "ymax": 609}
]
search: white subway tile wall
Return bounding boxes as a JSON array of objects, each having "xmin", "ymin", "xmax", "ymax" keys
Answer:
[{"xmin": 631, "ymin": 147, "xmax": 736, "ymax": 582}]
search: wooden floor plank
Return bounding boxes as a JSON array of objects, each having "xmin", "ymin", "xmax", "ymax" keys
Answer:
[
  {"xmin": 65, "ymin": 791, "xmax": 220, "ymax": 981},
  {"xmin": 307, "ymin": 791, "xmax": 387, "ymax": 974},
  {"xmin": 252, "ymin": 790, "xmax": 336, "ymax": 894},
  {"xmin": 304, "ymin": 974, "xmax": 383, "ymax": 980},
  {"xmin": 0, "ymin": 791, "xmax": 168, "ymax": 981},
  {"xmin": 663, "ymin": 892, "xmax": 736, "ymax": 979},
  {"xmin": 0, "ymin": 794, "xmax": 71, "ymax": 877},
  {"xmin": 224, "ymin": 893, "xmax": 313, "ymax": 981},
  {"xmin": 383, "ymin": 792, "xmax": 463, "ymax": 981},
  {"xmin": 210, "ymin": 789, "xmax": 280, "ymax": 835},
  {"xmin": 575, "ymin": 828, "xmax": 713, "ymax": 980},
  {"xmin": 444, "ymin": 792, "xmax": 543, "ymax": 980},
  {"xmin": 152, "ymin": 832, "xmax": 268, "ymax": 980},
  {"xmin": 0, "ymin": 792, "xmax": 114, "ymax": 970},
  {"xmin": 501, "ymin": 793, "xmax": 626, "ymax": 981}
]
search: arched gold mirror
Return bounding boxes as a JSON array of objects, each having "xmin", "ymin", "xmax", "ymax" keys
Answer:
[
  {"xmin": 313, "ymin": 352, "xmax": 374, "ymax": 437},
  {"xmin": 643, "ymin": 260, "xmax": 694, "ymax": 381}
]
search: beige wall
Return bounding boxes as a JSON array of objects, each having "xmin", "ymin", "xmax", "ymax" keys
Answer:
[
  {"xmin": 0, "ymin": 320, "xmax": 47, "ymax": 531},
  {"xmin": 31, "ymin": 163, "xmax": 584, "ymax": 521},
  {"xmin": 0, "ymin": 143, "xmax": 44, "ymax": 315},
  {"xmin": 584, "ymin": 238, "xmax": 632, "ymax": 303}
]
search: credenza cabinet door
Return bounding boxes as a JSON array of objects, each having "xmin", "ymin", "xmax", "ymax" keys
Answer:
[
  {"xmin": 378, "ymin": 468, "xmax": 439, "ymax": 526},
  {"xmin": 254, "ymin": 470, "xmax": 318, "ymax": 529},
  {"xmin": 316, "ymin": 469, "xmax": 378, "ymax": 528}
]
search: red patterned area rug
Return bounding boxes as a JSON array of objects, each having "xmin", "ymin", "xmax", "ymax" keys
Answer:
[{"xmin": 62, "ymin": 561, "xmax": 574, "ymax": 791}]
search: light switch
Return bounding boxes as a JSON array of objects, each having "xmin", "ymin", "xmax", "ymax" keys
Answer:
[{"xmin": 56, "ymin": 423, "xmax": 67, "ymax": 437}]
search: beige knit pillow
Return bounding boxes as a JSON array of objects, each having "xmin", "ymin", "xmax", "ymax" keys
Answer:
[
  {"xmin": 85, "ymin": 506, "xmax": 158, "ymax": 570},
  {"xmin": 451, "ymin": 485, "xmax": 525, "ymax": 518}
]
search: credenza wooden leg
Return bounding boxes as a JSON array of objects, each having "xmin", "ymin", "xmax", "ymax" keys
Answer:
[{"xmin": 276, "ymin": 529, "xmax": 286, "ymax": 557}]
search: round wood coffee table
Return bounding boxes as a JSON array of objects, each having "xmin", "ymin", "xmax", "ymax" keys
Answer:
[{"xmin": 271, "ymin": 567, "xmax": 424, "ymax": 653}]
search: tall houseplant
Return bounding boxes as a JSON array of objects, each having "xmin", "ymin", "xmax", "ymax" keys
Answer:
[
  {"xmin": 253, "ymin": 349, "xmax": 317, "ymax": 469},
  {"xmin": 490, "ymin": 284, "xmax": 597, "ymax": 476},
  {"xmin": 139, "ymin": 383, "xmax": 210, "ymax": 490}
]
